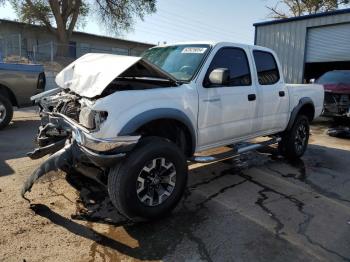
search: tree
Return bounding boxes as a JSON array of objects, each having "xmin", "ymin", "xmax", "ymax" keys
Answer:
[
  {"xmin": 267, "ymin": 0, "xmax": 350, "ymax": 19},
  {"xmin": 0, "ymin": 0, "xmax": 156, "ymax": 55}
]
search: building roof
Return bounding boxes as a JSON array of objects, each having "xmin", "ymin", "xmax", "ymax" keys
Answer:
[
  {"xmin": 254, "ymin": 8, "xmax": 350, "ymax": 27},
  {"xmin": 0, "ymin": 18, "xmax": 154, "ymax": 47}
]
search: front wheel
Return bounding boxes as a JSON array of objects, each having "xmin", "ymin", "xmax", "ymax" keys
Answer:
[
  {"xmin": 108, "ymin": 137, "xmax": 188, "ymax": 221},
  {"xmin": 279, "ymin": 115, "xmax": 310, "ymax": 159}
]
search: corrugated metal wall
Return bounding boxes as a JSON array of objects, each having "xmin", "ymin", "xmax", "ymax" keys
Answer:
[
  {"xmin": 255, "ymin": 13, "xmax": 350, "ymax": 83},
  {"xmin": 306, "ymin": 23, "xmax": 350, "ymax": 62}
]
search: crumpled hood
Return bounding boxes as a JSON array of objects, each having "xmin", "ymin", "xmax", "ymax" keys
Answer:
[{"xmin": 55, "ymin": 53, "xmax": 142, "ymax": 98}]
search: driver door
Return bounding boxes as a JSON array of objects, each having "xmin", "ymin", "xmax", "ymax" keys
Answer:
[{"xmin": 196, "ymin": 46, "xmax": 258, "ymax": 149}]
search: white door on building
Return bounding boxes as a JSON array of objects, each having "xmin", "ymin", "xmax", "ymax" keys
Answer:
[{"xmin": 306, "ymin": 23, "xmax": 350, "ymax": 63}]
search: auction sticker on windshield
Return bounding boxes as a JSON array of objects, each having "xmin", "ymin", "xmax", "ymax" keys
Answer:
[{"xmin": 181, "ymin": 47, "xmax": 207, "ymax": 54}]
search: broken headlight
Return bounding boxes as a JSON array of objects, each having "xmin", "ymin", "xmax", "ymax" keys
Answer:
[{"xmin": 79, "ymin": 107, "xmax": 108, "ymax": 130}]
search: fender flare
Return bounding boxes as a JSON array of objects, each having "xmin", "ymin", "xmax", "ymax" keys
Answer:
[
  {"xmin": 118, "ymin": 108, "xmax": 197, "ymax": 153},
  {"xmin": 286, "ymin": 97, "xmax": 314, "ymax": 131}
]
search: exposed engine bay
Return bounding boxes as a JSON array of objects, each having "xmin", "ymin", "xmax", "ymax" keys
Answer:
[
  {"xmin": 23, "ymin": 88, "xmax": 140, "ymax": 198},
  {"xmin": 40, "ymin": 91, "xmax": 80, "ymax": 119}
]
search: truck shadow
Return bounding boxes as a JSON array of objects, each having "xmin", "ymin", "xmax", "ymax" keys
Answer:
[
  {"xmin": 31, "ymin": 169, "xmax": 223, "ymax": 261},
  {"xmin": 30, "ymin": 152, "xmax": 268, "ymax": 260},
  {"xmin": 30, "ymin": 143, "xmax": 350, "ymax": 261},
  {"xmin": 0, "ymin": 118, "xmax": 40, "ymax": 176}
]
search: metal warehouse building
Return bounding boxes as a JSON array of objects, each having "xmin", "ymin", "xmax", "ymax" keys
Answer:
[{"xmin": 254, "ymin": 8, "xmax": 350, "ymax": 84}]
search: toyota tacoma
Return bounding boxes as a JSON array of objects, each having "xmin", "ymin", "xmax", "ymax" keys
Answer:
[{"xmin": 23, "ymin": 42, "xmax": 324, "ymax": 221}]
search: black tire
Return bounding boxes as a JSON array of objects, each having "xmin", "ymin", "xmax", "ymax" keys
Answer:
[
  {"xmin": 279, "ymin": 115, "xmax": 310, "ymax": 159},
  {"xmin": 0, "ymin": 94, "xmax": 13, "ymax": 130},
  {"xmin": 108, "ymin": 137, "xmax": 188, "ymax": 221}
]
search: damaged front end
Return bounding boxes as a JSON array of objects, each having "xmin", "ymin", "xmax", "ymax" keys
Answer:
[
  {"xmin": 323, "ymin": 91, "xmax": 350, "ymax": 118},
  {"xmin": 22, "ymin": 89, "xmax": 140, "ymax": 197},
  {"xmin": 22, "ymin": 53, "xmax": 178, "ymax": 197}
]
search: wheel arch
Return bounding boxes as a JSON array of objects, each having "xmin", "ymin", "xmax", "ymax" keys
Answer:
[
  {"xmin": 286, "ymin": 97, "xmax": 315, "ymax": 131},
  {"xmin": 0, "ymin": 84, "xmax": 18, "ymax": 107},
  {"xmin": 118, "ymin": 108, "xmax": 197, "ymax": 157}
]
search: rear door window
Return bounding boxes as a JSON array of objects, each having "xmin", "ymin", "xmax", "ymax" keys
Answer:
[{"xmin": 253, "ymin": 51, "xmax": 280, "ymax": 85}]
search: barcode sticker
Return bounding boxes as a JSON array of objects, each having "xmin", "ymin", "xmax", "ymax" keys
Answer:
[{"xmin": 181, "ymin": 47, "xmax": 207, "ymax": 54}]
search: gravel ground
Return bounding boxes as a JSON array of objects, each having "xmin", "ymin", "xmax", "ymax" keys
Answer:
[{"xmin": 0, "ymin": 108, "xmax": 350, "ymax": 262}]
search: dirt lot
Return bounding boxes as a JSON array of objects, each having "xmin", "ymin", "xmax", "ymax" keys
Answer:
[{"xmin": 1, "ymin": 108, "xmax": 350, "ymax": 262}]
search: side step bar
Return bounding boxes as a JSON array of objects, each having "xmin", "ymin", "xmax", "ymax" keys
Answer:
[{"xmin": 191, "ymin": 137, "xmax": 281, "ymax": 163}]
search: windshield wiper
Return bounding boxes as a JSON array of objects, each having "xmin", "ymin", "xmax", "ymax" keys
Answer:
[{"xmin": 117, "ymin": 76, "xmax": 180, "ymax": 85}]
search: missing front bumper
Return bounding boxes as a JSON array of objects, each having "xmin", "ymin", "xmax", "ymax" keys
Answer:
[
  {"xmin": 23, "ymin": 141, "xmax": 128, "ymax": 197},
  {"xmin": 47, "ymin": 112, "xmax": 140, "ymax": 153},
  {"xmin": 23, "ymin": 113, "xmax": 140, "ymax": 198}
]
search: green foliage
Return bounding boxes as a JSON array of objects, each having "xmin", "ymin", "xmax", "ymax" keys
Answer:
[
  {"xmin": 95, "ymin": 0, "xmax": 156, "ymax": 34},
  {"xmin": 11, "ymin": 1, "xmax": 54, "ymax": 25},
  {"xmin": 267, "ymin": 0, "xmax": 350, "ymax": 18}
]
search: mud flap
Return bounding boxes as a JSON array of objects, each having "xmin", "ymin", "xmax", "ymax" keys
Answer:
[{"xmin": 21, "ymin": 143, "xmax": 76, "ymax": 198}]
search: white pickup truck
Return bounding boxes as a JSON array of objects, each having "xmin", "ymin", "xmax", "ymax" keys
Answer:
[{"xmin": 24, "ymin": 42, "xmax": 324, "ymax": 221}]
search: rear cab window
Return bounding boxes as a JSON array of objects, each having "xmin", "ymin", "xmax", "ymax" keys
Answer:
[
  {"xmin": 253, "ymin": 50, "xmax": 280, "ymax": 85},
  {"xmin": 204, "ymin": 47, "xmax": 252, "ymax": 87}
]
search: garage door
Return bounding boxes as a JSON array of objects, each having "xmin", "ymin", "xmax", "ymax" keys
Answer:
[{"xmin": 306, "ymin": 23, "xmax": 350, "ymax": 63}]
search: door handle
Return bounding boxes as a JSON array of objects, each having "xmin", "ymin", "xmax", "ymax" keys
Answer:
[
  {"xmin": 248, "ymin": 94, "xmax": 256, "ymax": 101},
  {"xmin": 279, "ymin": 91, "xmax": 285, "ymax": 97}
]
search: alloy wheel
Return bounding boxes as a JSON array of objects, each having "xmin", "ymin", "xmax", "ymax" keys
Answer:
[
  {"xmin": 294, "ymin": 121, "xmax": 308, "ymax": 153},
  {"xmin": 136, "ymin": 157, "xmax": 176, "ymax": 206}
]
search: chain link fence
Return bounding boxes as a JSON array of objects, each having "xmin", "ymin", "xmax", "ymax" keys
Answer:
[
  {"xmin": 0, "ymin": 33, "xmax": 132, "ymax": 67},
  {"xmin": 0, "ymin": 34, "xmax": 27, "ymax": 63},
  {"xmin": 0, "ymin": 33, "xmax": 136, "ymax": 90}
]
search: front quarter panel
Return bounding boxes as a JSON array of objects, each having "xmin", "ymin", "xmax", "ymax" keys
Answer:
[{"xmin": 90, "ymin": 83, "xmax": 199, "ymax": 141}]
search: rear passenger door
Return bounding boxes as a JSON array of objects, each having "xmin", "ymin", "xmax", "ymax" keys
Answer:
[
  {"xmin": 252, "ymin": 50, "xmax": 289, "ymax": 133},
  {"xmin": 197, "ymin": 47, "xmax": 258, "ymax": 149}
]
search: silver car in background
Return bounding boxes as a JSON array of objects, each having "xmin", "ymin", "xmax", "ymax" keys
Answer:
[{"xmin": 0, "ymin": 63, "xmax": 45, "ymax": 129}]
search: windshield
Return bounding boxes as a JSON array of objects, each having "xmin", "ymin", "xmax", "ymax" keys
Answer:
[
  {"xmin": 142, "ymin": 44, "xmax": 210, "ymax": 81},
  {"xmin": 316, "ymin": 71, "xmax": 350, "ymax": 84}
]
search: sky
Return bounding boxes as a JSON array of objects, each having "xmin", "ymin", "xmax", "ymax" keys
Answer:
[{"xmin": 0, "ymin": 0, "xmax": 277, "ymax": 45}]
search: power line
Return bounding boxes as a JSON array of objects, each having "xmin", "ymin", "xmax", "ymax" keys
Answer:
[
  {"xmin": 128, "ymin": 27, "xmax": 193, "ymax": 43},
  {"xmin": 132, "ymin": 27, "xmax": 206, "ymax": 44},
  {"xmin": 143, "ymin": 14, "xmax": 251, "ymax": 42},
  {"xmin": 136, "ymin": 19, "xmax": 245, "ymax": 42},
  {"xmin": 156, "ymin": 7, "xmax": 252, "ymax": 39}
]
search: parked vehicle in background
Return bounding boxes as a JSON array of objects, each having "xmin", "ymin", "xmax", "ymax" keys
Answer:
[
  {"xmin": 316, "ymin": 70, "xmax": 350, "ymax": 118},
  {"xmin": 0, "ymin": 63, "xmax": 45, "ymax": 129},
  {"xmin": 24, "ymin": 42, "xmax": 324, "ymax": 221}
]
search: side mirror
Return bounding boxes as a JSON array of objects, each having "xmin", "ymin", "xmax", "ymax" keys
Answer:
[{"xmin": 209, "ymin": 68, "xmax": 230, "ymax": 85}]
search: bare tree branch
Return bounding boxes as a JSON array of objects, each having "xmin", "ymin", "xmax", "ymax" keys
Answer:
[{"xmin": 266, "ymin": 3, "xmax": 288, "ymax": 18}]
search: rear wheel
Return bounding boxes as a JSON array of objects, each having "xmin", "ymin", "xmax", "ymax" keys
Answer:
[
  {"xmin": 108, "ymin": 137, "xmax": 188, "ymax": 221},
  {"xmin": 279, "ymin": 115, "xmax": 310, "ymax": 159},
  {"xmin": 0, "ymin": 95, "xmax": 13, "ymax": 130}
]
